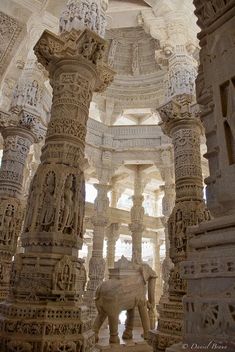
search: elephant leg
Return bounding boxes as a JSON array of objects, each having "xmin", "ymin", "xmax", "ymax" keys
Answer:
[
  {"xmin": 138, "ymin": 303, "xmax": 150, "ymax": 340},
  {"xmin": 122, "ymin": 309, "xmax": 134, "ymax": 340},
  {"xmin": 108, "ymin": 313, "xmax": 120, "ymax": 344},
  {"xmin": 93, "ymin": 311, "xmax": 107, "ymax": 343}
]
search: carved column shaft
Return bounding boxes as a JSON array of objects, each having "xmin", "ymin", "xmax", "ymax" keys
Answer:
[
  {"xmin": 153, "ymin": 237, "xmax": 162, "ymax": 306},
  {"xmin": 176, "ymin": 2, "xmax": 235, "ymax": 351},
  {"xmin": 86, "ymin": 182, "xmax": 110, "ymax": 318},
  {"xmin": 0, "ymin": 110, "xmax": 43, "ymax": 300},
  {"xmin": 160, "ymin": 182, "xmax": 175, "ymax": 295},
  {"xmin": 150, "ymin": 95, "xmax": 210, "ymax": 352},
  {"xmin": 0, "ymin": 126, "xmax": 36, "ymax": 198},
  {"xmin": 129, "ymin": 166, "xmax": 145, "ymax": 264},
  {"xmin": 106, "ymin": 223, "xmax": 119, "ymax": 269}
]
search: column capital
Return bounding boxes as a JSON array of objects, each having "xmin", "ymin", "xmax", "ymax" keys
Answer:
[
  {"xmin": 34, "ymin": 28, "xmax": 115, "ymax": 93},
  {"xmin": 159, "ymin": 94, "xmax": 203, "ymax": 137},
  {"xmin": 106, "ymin": 222, "xmax": 120, "ymax": 240},
  {"xmin": 0, "ymin": 109, "xmax": 46, "ymax": 144}
]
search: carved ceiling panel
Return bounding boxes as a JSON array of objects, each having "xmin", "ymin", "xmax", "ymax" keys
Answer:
[{"xmin": 0, "ymin": 11, "xmax": 23, "ymax": 79}]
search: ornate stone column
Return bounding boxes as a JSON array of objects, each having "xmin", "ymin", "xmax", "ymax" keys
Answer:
[
  {"xmin": 0, "ymin": 0, "xmax": 114, "ymax": 350},
  {"xmin": 106, "ymin": 222, "xmax": 120, "ymax": 269},
  {"xmin": 149, "ymin": 95, "xmax": 210, "ymax": 352},
  {"xmin": 154, "ymin": 148, "xmax": 175, "ymax": 297},
  {"xmin": 0, "ymin": 14, "xmax": 48, "ymax": 301},
  {"xmin": 85, "ymin": 183, "xmax": 110, "ymax": 318},
  {"xmin": 169, "ymin": 2, "xmax": 235, "ymax": 351},
  {"xmin": 110, "ymin": 182, "xmax": 121, "ymax": 208},
  {"xmin": 0, "ymin": 109, "xmax": 44, "ymax": 300},
  {"xmin": 128, "ymin": 166, "xmax": 145, "ymax": 264},
  {"xmin": 152, "ymin": 236, "xmax": 163, "ymax": 307}
]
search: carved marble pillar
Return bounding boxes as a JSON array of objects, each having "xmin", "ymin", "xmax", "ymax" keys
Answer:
[
  {"xmin": 165, "ymin": 45, "xmax": 198, "ymax": 101},
  {"xmin": 0, "ymin": 110, "xmax": 43, "ymax": 300},
  {"xmin": 129, "ymin": 166, "xmax": 145, "ymax": 264},
  {"xmin": 86, "ymin": 183, "xmax": 110, "ymax": 319},
  {"xmin": 168, "ymin": 3, "xmax": 235, "ymax": 351},
  {"xmin": 152, "ymin": 236, "xmax": 162, "ymax": 307},
  {"xmin": 149, "ymin": 95, "xmax": 210, "ymax": 352},
  {"xmin": 106, "ymin": 222, "xmax": 120, "ymax": 269},
  {"xmin": 110, "ymin": 183, "xmax": 121, "ymax": 208},
  {"xmin": 84, "ymin": 237, "xmax": 93, "ymax": 274},
  {"xmin": 160, "ymin": 182, "xmax": 175, "ymax": 295},
  {"xmin": 0, "ymin": 1, "xmax": 114, "ymax": 349}
]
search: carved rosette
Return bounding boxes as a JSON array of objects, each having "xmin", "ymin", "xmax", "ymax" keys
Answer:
[{"xmin": 0, "ymin": 26, "xmax": 114, "ymax": 351}]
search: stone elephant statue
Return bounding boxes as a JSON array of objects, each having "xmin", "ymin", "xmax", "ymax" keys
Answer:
[{"xmin": 93, "ymin": 257, "xmax": 157, "ymax": 344}]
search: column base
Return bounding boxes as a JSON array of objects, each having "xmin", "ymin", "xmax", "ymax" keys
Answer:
[
  {"xmin": 0, "ymin": 300, "xmax": 95, "ymax": 352},
  {"xmin": 148, "ymin": 295, "xmax": 183, "ymax": 352}
]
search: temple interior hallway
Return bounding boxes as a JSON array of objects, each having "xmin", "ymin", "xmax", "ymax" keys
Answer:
[{"xmin": 0, "ymin": 0, "xmax": 234, "ymax": 351}]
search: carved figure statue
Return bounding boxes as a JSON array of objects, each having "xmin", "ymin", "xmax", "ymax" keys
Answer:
[
  {"xmin": 26, "ymin": 80, "xmax": 38, "ymax": 106},
  {"xmin": 0, "ymin": 205, "xmax": 15, "ymax": 245},
  {"xmin": 60, "ymin": 174, "xmax": 74, "ymax": 234},
  {"xmin": 40, "ymin": 172, "xmax": 56, "ymax": 232},
  {"xmin": 93, "ymin": 258, "xmax": 157, "ymax": 344},
  {"xmin": 90, "ymin": 3, "xmax": 98, "ymax": 31}
]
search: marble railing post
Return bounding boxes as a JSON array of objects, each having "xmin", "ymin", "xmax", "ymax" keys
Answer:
[
  {"xmin": 0, "ymin": 0, "xmax": 114, "ymax": 349},
  {"xmin": 0, "ymin": 110, "xmax": 44, "ymax": 300},
  {"xmin": 129, "ymin": 166, "xmax": 145, "ymax": 264},
  {"xmin": 106, "ymin": 222, "xmax": 120, "ymax": 269},
  {"xmin": 169, "ymin": 3, "xmax": 235, "ymax": 352},
  {"xmin": 149, "ymin": 95, "xmax": 210, "ymax": 352}
]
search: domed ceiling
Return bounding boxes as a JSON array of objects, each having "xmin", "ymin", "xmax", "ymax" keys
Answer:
[{"xmin": 94, "ymin": 26, "xmax": 166, "ymax": 124}]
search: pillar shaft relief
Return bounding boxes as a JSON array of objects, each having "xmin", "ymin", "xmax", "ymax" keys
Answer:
[
  {"xmin": 0, "ymin": 17, "xmax": 49, "ymax": 300},
  {"xmin": 174, "ymin": 2, "xmax": 235, "ymax": 351},
  {"xmin": 160, "ymin": 182, "xmax": 175, "ymax": 295},
  {"xmin": 153, "ymin": 237, "xmax": 162, "ymax": 306},
  {"xmin": 129, "ymin": 166, "xmax": 145, "ymax": 264},
  {"xmin": 150, "ymin": 95, "xmax": 210, "ymax": 352},
  {"xmin": 106, "ymin": 222, "xmax": 120, "ymax": 269},
  {"xmin": 85, "ymin": 141, "xmax": 115, "ymax": 318},
  {"xmin": 0, "ymin": 2, "xmax": 114, "ymax": 348},
  {"xmin": 86, "ymin": 183, "xmax": 110, "ymax": 318},
  {"xmin": 0, "ymin": 110, "xmax": 44, "ymax": 300}
]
